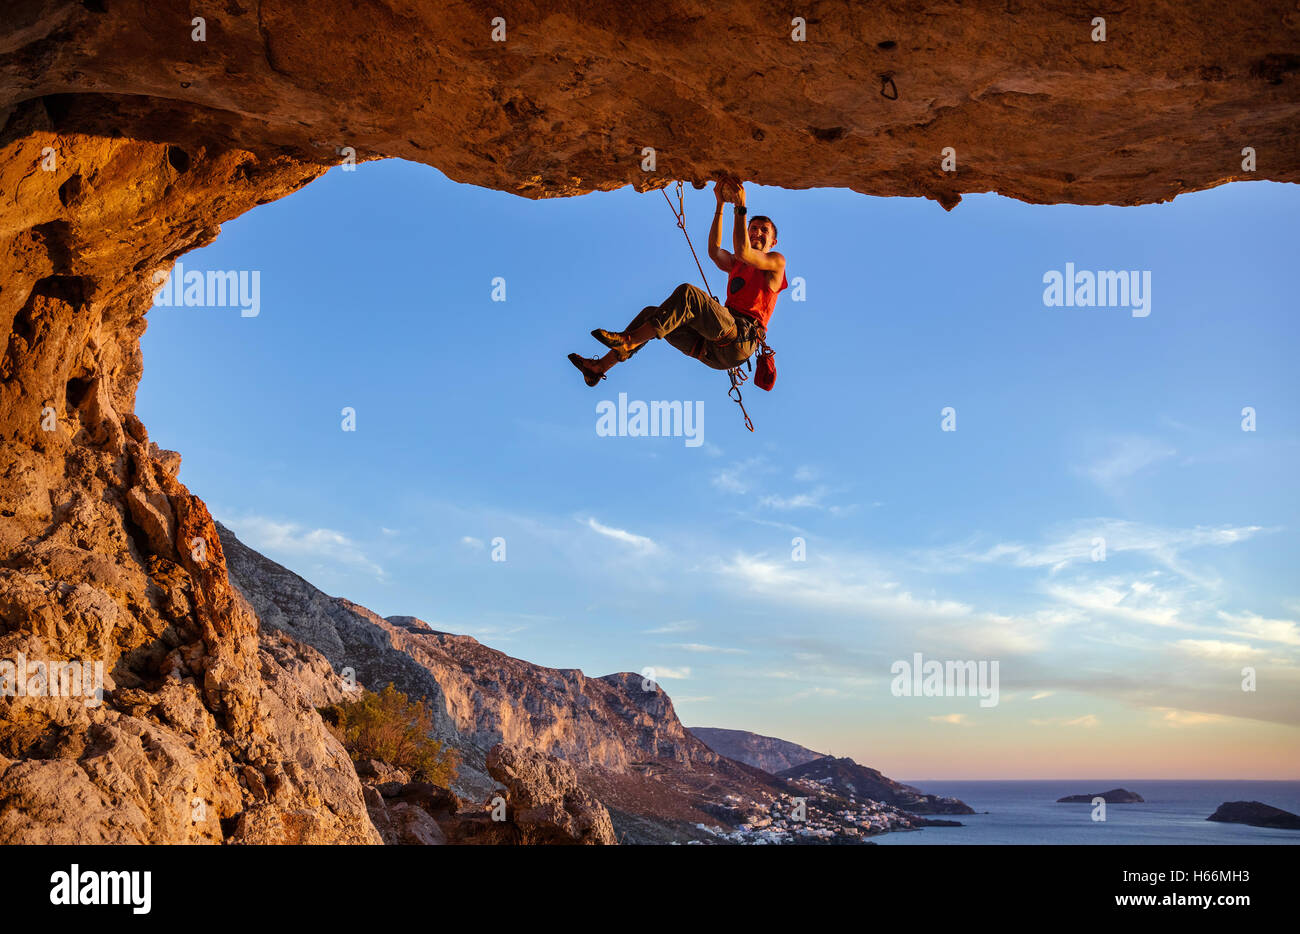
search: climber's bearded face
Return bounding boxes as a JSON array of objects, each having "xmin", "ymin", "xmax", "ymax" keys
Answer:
[{"xmin": 748, "ymin": 220, "xmax": 776, "ymax": 252}]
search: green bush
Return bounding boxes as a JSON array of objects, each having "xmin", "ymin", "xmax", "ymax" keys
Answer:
[{"xmin": 323, "ymin": 683, "xmax": 458, "ymax": 786}]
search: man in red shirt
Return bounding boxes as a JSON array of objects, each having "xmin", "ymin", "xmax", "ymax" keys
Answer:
[{"xmin": 569, "ymin": 180, "xmax": 788, "ymax": 385}]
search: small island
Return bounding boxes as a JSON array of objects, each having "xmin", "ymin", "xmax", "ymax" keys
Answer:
[
  {"xmin": 1206, "ymin": 801, "xmax": 1300, "ymax": 830},
  {"xmin": 1057, "ymin": 788, "xmax": 1144, "ymax": 804}
]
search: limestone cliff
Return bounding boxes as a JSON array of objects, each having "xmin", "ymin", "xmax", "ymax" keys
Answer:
[{"xmin": 1, "ymin": 2, "xmax": 1297, "ymax": 842}]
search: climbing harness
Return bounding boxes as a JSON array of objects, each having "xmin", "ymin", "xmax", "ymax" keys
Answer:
[{"xmin": 660, "ymin": 179, "xmax": 775, "ymax": 432}]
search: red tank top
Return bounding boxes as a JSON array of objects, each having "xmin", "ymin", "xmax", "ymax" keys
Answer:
[{"xmin": 725, "ymin": 258, "xmax": 787, "ymax": 329}]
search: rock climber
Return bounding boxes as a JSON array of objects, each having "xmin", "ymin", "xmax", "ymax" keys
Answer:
[{"xmin": 568, "ymin": 178, "xmax": 788, "ymax": 385}]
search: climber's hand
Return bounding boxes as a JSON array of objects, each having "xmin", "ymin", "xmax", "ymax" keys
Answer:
[{"xmin": 733, "ymin": 183, "xmax": 746, "ymax": 208}]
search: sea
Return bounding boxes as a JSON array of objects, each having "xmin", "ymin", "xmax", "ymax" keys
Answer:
[{"xmin": 872, "ymin": 781, "xmax": 1300, "ymax": 845}]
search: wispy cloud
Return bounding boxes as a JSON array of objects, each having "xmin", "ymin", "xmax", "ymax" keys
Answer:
[
  {"xmin": 1218, "ymin": 611, "xmax": 1300, "ymax": 646},
  {"xmin": 716, "ymin": 551, "xmax": 1057, "ymax": 655},
  {"xmin": 221, "ymin": 513, "xmax": 383, "ymax": 577},
  {"xmin": 788, "ymin": 685, "xmax": 847, "ymax": 700},
  {"xmin": 1152, "ymin": 707, "xmax": 1227, "ymax": 727},
  {"xmin": 929, "ymin": 713, "xmax": 967, "ymax": 725},
  {"xmin": 669, "ymin": 642, "xmax": 747, "ymax": 655},
  {"xmin": 1046, "ymin": 577, "xmax": 1199, "ymax": 631},
  {"xmin": 911, "ymin": 519, "xmax": 1265, "ymax": 579},
  {"xmin": 1175, "ymin": 639, "xmax": 1268, "ymax": 660},
  {"xmin": 760, "ymin": 487, "xmax": 829, "ymax": 510},
  {"xmin": 711, "ymin": 456, "xmax": 766, "ymax": 495},
  {"xmin": 581, "ymin": 517, "xmax": 658, "ymax": 553},
  {"xmin": 713, "ymin": 458, "xmax": 855, "ymax": 514},
  {"xmin": 1079, "ymin": 435, "xmax": 1176, "ymax": 489},
  {"xmin": 643, "ymin": 620, "xmax": 695, "ymax": 635},
  {"xmin": 1030, "ymin": 714, "xmax": 1099, "ymax": 728}
]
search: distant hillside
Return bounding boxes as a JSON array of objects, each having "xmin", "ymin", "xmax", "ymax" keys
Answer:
[
  {"xmin": 690, "ymin": 727, "xmax": 826, "ymax": 774},
  {"xmin": 217, "ymin": 522, "xmax": 789, "ymax": 842},
  {"xmin": 778, "ymin": 756, "xmax": 975, "ymax": 815}
]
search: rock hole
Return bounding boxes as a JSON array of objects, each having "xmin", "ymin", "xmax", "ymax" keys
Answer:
[
  {"xmin": 877, "ymin": 40, "xmax": 897, "ymax": 50},
  {"xmin": 82, "ymin": 0, "xmax": 108, "ymax": 12},
  {"xmin": 66, "ymin": 376, "xmax": 94, "ymax": 409},
  {"xmin": 810, "ymin": 126, "xmax": 845, "ymax": 143},
  {"xmin": 32, "ymin": 222, "xmax": 74, "ymax": 272},
  {"xmin": 39, "ymin": 94, "xmax": 74, "ymax": 129},
  {"xmin": 1251, "ymin": 53, "xmax": 1300, "ymax": 84},
  {"xmin": 11, "ymin": 306, "xmax": 36, "ymax": 343},
  {"xmin": 166, "ymin": 145, "xmax": 191, "ymax": 174},
  {"xmin": 57, "ymin": 173, "xmax": 84, "ymax": 208},
  {"xmin": 32, "ymin": 273, "xmax": 90, "ymax": 309}
]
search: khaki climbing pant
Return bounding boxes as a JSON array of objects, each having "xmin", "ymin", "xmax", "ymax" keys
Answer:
[{"xmin": 623, "ymin": 282, "xmax": 763, "ymax": 370}]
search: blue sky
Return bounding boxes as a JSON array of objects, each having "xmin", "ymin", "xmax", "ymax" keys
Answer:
[{"xmin": 139, "ymin": 160, "xmax": 1299, "ymax": 778}]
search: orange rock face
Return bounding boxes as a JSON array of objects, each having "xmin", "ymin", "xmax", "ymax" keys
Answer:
[{"xmin": 0, "ymin": 2, "xmax": 1297, "ymax": 842}]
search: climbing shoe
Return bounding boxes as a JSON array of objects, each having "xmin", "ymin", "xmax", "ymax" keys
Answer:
[
  {"xmin": 568, "ymin": 353, "xmax": 606, "ymax": 387},
  {"xmin": 591, "ymin": 328, "xmax": 641, "ymax": 361}
]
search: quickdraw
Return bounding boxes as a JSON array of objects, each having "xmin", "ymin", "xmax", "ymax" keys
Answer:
[{"xmin": 728, "ymin": 362, "xmax": 754, "ymax": 432}]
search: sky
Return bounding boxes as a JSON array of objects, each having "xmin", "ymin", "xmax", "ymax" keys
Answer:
[{"xmin": 138, "ymin": 159, "xmax": 1299, "ymax": 780}]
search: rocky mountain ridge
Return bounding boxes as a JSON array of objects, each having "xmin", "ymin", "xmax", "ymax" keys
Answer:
[
  {"xmin": 690, "ymin": 726, "xmax": 826, "ymax": 774},
  {"xmin": 778, "ymin": 755, "xmax": 975, "ymax": 815}
]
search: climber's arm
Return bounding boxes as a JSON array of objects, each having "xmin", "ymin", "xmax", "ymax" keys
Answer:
[
  {"xmin": 707, "ymin": 186, "xmax": 735, "ymax": 272},
  {"xmin": 730, "ymin": 185, "xmax": 785, "ymax": 273}
]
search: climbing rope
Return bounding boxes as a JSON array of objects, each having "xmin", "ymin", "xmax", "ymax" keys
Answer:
[
  {"xmin": 661, "ymin": 180, "xmax": 717, "ymax": 301},
  {"xmin": 661, "ymin": 179, "xmax": 759, "ymax": 432}
]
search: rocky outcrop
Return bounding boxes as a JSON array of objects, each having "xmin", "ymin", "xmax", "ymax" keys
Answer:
[
  {"xmin": 1206, "ymin": 800, "xmax": 1300, "ymax": 830},
  {"xmin": 476, "ymin": 743, "xmax": 616, "ymax": 845},
  {"xmin": 1057, "ymin": 788, "xmax": 1144, "ymax": 803},
  {"xmin": 357, "ymin": 759, "xmax": 457, "ymax": 846},
  {"xmin": 0, "ymin": 586, "xmax": 381, "ymax": 843},
  {"xmin": 690, "ymin": 726, "xmax": 826, "ymax": 774},
  {"xmin": 357, "ymin": 745, "xmax": 616, "ymax": 845},
  {"xmin": 778, "ymin": 756, "xmax": 975, "ymax": 815},
  {"xmin": 2, "ymin": 4, "xmax": 1296, "ymax": 842}
]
